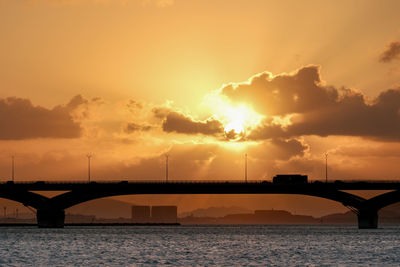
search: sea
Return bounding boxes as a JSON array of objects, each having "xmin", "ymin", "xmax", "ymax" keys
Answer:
[{"xmin": 0, "ymin": 225, "xmax": 400, "ymax": 266}]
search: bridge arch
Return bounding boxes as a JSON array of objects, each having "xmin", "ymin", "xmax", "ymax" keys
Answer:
[
  {"xmin": 49, "ymin": 189, "xmax": 366, "ymax": 211},
  {"xmin": 0, "ymin": 190, "xmax": 49, "ymax": 210},
  {"xmin": 4, "ymin": 183, "xmax": 399, "ymax": 229},
  {"xmin": 363, "ymin": 190, "xmax": 400, "ymax": 211}
]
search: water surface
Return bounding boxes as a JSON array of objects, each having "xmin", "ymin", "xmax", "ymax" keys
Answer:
[{"xmin": 0, "ymin": 225, "xmax": 399, "ymax": 266}]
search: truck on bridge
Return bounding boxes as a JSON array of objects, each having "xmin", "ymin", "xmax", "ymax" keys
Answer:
[{"xmin": 273, "ymin": 174, "xmax": 308, "ymax": 184}]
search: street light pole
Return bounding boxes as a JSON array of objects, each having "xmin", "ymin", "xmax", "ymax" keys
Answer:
[
  {"xmin": 325, "ymin": 153, "xmax": 328, "ymax": 183},
  {"xmin": 165, "ymin": 154, "xmax": 169, "ymax": 182},
  {"xmin": 87, "ymin": 154, "xmax": 92, "ymax": 182},
  {"xmin": 245, "ymin": 153, "xmax": 248, "ymax": 183},
  {"xmin": 11, "ymin": 155, "xmax": 15, "ymax": 182}
]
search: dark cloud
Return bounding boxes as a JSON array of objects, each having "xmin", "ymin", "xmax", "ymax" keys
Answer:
[
  {"xmin": 222, "ymin": 65, "xmax": 338, "ymax": 116},
  {"xmin": 248, "ymin": 88, "xmax": 400, "ymax": 141},
  {"xmin": 152, "ymin": 107, "xmax": 171, "ymax": 119},
  {"xmin": 269, "ymin": 138, "xmax": 308, "ymax": 159},
  {"xmin": 124, "ymin": 122, "xmax": 153, "ymax": 133},
  {"xmin": 163, "ymin": 112, "xmax": 224, "ymax": 135},
  {"xmin": 0, "ymin": 95, "xmax": 83, "ymax": 139},
  {"xmin": 248, "ymin": 138, "xmax": 308, "ymax": 161},
  {"xmin": 224, "ymin": 129, "xmax": 244, "ymax": 141},
  {"xmin": 221, "ymin": 66, "xmax": 400, "ymax": 141},
  {"xmin": 154, "ymin": 109, "xmax": 224, "ymax": 136},
  {"xmin": 379, "ymin": 41, "xmax": 400, "ymax": 63}
]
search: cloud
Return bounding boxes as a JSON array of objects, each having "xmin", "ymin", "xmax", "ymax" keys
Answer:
[
  {"xmin": 221, "ymin": 66, "xmax": 400, "ymax": 141},
  {"xmin": 153, "ymin": 109, "xmax": 224, "ymax": 136},
  {"xmin": 249, "ymin": 87, "xmax": 400, "ymax": 141},
  {"xmin": 0, "ymin": 95, "xmax": 84, "ymax": 140},
  {"xmin": 152, "ymin": 107, "xmax": 171, "ymax": 119},
  {"xmin": 379, "ymin": 41, "xmax": 400, "ymax": 63},
  {"xmin": 249, "ymin": 138, "xmax": 308, "ymax": 161},
  {"xmin": 222, "ymin": 65, "xmax": 338, "ymax": 116},
  {"xmin": 126, "ymin": 100, "xmax": 143, "ymax": 111},
  {"xmin": 269, "ymin": 138, "xmax": 308, "ymax": 159},
  {"xmin": 124, "ymin": 122, "xmax": 153, "ymax": 133}
]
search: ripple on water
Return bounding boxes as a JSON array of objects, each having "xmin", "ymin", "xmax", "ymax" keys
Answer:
[{"xmin": 0, "ymin": 225, "xmax": 400, "ymax": 266}]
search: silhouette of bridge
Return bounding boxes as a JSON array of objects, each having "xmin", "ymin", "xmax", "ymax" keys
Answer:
[{"xmin": 1, "ymin": 180, "xmax": 400, "ymax": 228}]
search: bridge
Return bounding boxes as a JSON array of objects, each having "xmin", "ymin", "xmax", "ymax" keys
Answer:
[{"xmin": 1, "ymin": 180, "xmax": 400, "ymax": 229}]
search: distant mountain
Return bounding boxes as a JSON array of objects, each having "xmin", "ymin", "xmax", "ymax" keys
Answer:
[
  {"xmin": 179, "ymin": 209, "xmax": 319, "ymax": 224},
  {"xmin": 321, "ymin": 207, "xmax": 400, "ymax": 224},
  {"xmin": 179, "ymin": 206, "xmax": 252, "ymax": 218},
  {"xmin": 221, "ymin": 210, "xmax": 318, "ymax": 224},
  {"xmin": 320, "ymin": 211, "xmax": 356, "ymax": 224},
  {"xmin": 66, "ymin": 198, "xmax": 134, "ymax": 219}
]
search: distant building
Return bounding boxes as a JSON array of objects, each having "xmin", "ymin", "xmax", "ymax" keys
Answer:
[
  {"xmin": 254, "ymin": 210, "xmax": 291, "ymax": 217},
  {"xmin": 131, "ymin": 206, "xmax": 151, "ymax": 223},
  {"xmin": 151, "ymin": 206, "xmax": 177, "ymax": 223}
]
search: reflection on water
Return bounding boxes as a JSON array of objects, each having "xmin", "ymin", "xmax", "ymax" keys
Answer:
[{"xmin": 0, "ymin": 225, "xmax": 400, "ymax": 266}]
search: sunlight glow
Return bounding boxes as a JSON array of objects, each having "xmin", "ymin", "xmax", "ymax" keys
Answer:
[
  {"xmin": 203, "ymin": 92, "xmax": 264, "ymax": 141},
  {"xmin": 224, "ymin": 121, "xmax": 244, "ymax": 135}
]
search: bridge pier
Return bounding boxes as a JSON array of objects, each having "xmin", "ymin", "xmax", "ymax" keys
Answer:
[
  {"xmin": 357, "ymin": 209, "xmax": 378, "ymax": 229},
  {"xmin": 36, "ymin": 209, "xmax": 65, "ymax": 228}
]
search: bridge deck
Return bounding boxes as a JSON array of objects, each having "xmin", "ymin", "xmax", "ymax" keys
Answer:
[
  {"xmin": 1, "ymin": 180, "xmax": 399, "ymax": 228},
  {"xmin": 1, "ymin": 180, "xmax": 400, "ymax": 191}
]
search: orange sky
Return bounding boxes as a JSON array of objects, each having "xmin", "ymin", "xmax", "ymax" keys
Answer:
[{"xmin": 1, "ymin": 0, "xmax": 400, "ymax": 216}]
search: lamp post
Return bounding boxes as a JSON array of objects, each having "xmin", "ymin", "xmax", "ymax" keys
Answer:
[
  {"xmin": 165, "ymin": 154, "xmax": 169, "ymax": 182},
  {"xmin": 325, "ymin": 153, "xmax": 328, "ymax": 183},
  {"xmin": 11, "ymin": 155, "xmax": 15, "ymax": 182},
  {"xmin": 87, "ymin": 154, "xmax": 92, "ymax": 182},
  {"xmin": 245, "ymin": 153, "xmax": 248, "ymax": 183}
]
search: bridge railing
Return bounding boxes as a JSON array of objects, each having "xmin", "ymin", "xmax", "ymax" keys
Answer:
[
  {"xmin": 1, "ymin": 179, "xmax": 400, "ymax": 184},
  {"xmin": 0, "ymin": 180, "xmax": 282, "ymax": 185}
]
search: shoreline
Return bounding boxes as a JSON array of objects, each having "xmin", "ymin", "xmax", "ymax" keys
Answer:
[{"xmin": 0, "ymin": 223, "xmax": 181, "ymax": 227}]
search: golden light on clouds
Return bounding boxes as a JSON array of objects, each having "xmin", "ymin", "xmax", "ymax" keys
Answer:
[
  {"xmin": 271, "ymin": 114, "xmax": 295, "ymax": 128},
  {"xmin": 202, "ymin": 91, "xmax": 264, "ymax": 141}
]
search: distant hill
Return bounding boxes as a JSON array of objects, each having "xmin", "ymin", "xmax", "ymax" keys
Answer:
[
  {"xmin": 320, "ymin": 211, "xmax": 356, "ymax": 224},
  {"xmin": 321, "ymin": 205, "xmax": 400, "ymax": 224},
  {"xmin": 180, "ymin": 209, "xmax": 319, "ymax": 224},
  {"xmin": 179, "ymin": 206, "xmax": 252, "ymax": 218},
  {"xmin": 66, "ymin": 198, "xmax": 134, "ymax": 219}
]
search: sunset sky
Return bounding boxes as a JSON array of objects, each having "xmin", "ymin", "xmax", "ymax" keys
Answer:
[{"xmin": 1, "ymin": 0, "xmax": 400, "ymax": 216}]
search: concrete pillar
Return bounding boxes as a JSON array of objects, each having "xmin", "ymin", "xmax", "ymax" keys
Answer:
[
  {"xmin": 357, "ymin": 209, "xmax": 378, "ymax": 229},
  {"xmin": 36, "ymin": 209, "xmax": 65, "ymax": 228}
]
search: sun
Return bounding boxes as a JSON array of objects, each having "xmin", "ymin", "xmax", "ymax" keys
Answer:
[
  {"xmin": 224, "ymin": 120, "xmax": 245, "ymax": 141},
  {"xmin": 222, "ymin": 106, "xmax": 247, "ymax": 138},
  {"xmin": 202, "ymin": 93, "xmax": 264, "ymax": 141},
  {"xmin": 224, "ymin": 121, "xmax": 244, "ymax": 135}
]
